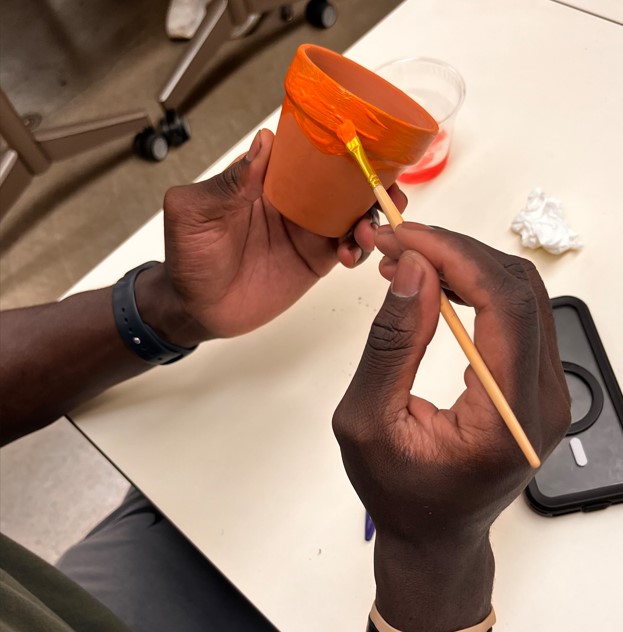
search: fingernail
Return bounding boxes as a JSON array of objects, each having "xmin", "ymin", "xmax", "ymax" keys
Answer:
[
  {"xmin": 390, "ymin": 252, "xmax": 423, "ymax": 297},
  {"xmin": 245, "ymin": 130, "xmax": 263, "ymax": 162},
  {"xmin": 351, "ymin": 247, "xmax": 363, "ymax": 264},
  {"xmin": 370, "ymin": 205, "xmax": 381, "ymax": 228}
]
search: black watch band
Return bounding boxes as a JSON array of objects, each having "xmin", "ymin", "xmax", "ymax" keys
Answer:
[{"xmin": 112, "ymin": 261, "xmax": 197, "ymax": 365}]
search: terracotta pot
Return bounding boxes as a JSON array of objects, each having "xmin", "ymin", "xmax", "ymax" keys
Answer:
[{"xmin": 264, "ymin": 44, "xmax": 438, "ymax": 238}]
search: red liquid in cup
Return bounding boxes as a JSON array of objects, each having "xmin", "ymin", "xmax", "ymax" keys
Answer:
[
  {"xmin": 399, "ymin": 154, "xmax": 449, "ymax": 184},
  {"xmin": 398, "ymin": 128, "xmax": 449, "ymax": 184}
]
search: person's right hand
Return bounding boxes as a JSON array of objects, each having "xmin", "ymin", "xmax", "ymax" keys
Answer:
[{"xmin": 332, "ymin": 223, "xmax": 570, "ymax": 632}]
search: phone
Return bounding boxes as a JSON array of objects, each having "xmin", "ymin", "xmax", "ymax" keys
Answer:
[{"xmin": 524, "ymin": 296, "xmax": 623, "ymax": 516}]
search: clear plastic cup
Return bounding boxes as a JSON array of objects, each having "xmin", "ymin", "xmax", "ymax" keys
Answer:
[{"xmin": 375, "ymin": 57, "xmax": 465, "ymax": 184}]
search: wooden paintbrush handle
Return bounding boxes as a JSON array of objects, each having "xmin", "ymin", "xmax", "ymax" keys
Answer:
[
  {"xmin": 439, "ymin": 293, "xmax": 541, "ymax": 468},
  {"xmin": 371, "ymin": 184, "xmax": 540, "ymax": 468},
  {"xmin": 373, "ymin": 185, "xmax": 403, "ymax": 230}
]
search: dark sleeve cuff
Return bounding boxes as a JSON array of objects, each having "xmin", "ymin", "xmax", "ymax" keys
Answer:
[{"xmin": 367, "ymin": 615, "xmax": 493, "ymax": 632}]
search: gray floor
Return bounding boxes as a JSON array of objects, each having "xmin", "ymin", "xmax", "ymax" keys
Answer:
[{"xmin": 0, "ymin": 0, "xmax": 401, "ymax": 564}]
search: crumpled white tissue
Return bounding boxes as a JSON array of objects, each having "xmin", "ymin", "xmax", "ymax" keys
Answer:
[{"xmin": 511, "ymin": 188, "xmax": 582, "ymax": 255}]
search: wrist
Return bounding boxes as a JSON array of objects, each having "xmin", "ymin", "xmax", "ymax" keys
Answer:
[
  {"xmin": 374, "ymin": 532, "xmax": 494, "ymax": 632},
  {"xmin": 133, "ymin": 263, "xmax": 206, "ymax": 349}
]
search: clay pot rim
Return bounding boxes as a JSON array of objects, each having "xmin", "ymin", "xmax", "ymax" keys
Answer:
[{"xmin": 297, "ymin": 43, "xmax": 438, "ymax": 136}]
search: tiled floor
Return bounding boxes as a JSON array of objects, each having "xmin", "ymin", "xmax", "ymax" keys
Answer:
[
  {"xmin": 0, "ymin": 0, "xmax": 402, "ymax": 564},
  {"xmin": 0, "ymin": 419, "xmax": 130, "ymax": 564}
]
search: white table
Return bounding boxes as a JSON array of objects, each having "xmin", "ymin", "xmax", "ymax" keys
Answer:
[
  {"xmin": 68, "ymin": 0, "xmax": 623, "ymax": 629},
  {"xmin": 552, "ymin": 0, "xmax": 623, "ymax": 24}
]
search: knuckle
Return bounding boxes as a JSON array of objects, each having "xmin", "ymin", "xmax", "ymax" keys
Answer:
[
  {"xmin": 366, "ymin": 321, "xmax": 412, "ymax": 366},
  {"xmin": 331, "ymin": 402, "xmax": 348, "ymax": 442},
  {"xmin": 485, "ymin": 256, "xmax": 543, "ymax": 343},
  {"xmin": 368, "ymin": 314, "xmax": 413, "ymax": 354},
  {"xmin": 209, "ymin": 160, "xmax": 261, "ymax": 205},
  {"xmin": 331, "ymin": 397, "xmax": 361, "ymax": 445},
  {"xmin": 495, "ymin": 256, "xmax": 539, "ymax": 311},
  {"xmin": 163, "ymin": 185, "xmax": 185, "ymax": 215},
  {"xmin": 360, "ymin": 318, "xmax": 414, "ymax": 381},
  {"xmin": 213, "ymin": 164, "xmax": 241, "ymax": 199},
  {"xmin": 332, "ymin": 388, "xmax": 379, "ymax": 446},
  {"xmin": 502, "ymin": 256, "xmax": 539, "ymax": 290}
]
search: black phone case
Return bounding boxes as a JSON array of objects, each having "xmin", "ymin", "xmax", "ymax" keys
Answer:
[{"xmin": 524, "ymin": 296, "xmax": 623, "ymax": 516}]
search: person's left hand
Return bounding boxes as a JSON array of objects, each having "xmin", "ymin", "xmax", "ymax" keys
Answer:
[{"xmin": 140, "ymin": 129, "xmax": 406, "ymax": 346}]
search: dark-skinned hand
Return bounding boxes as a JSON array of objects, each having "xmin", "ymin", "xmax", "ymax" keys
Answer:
[
  {"xmin": 139, "ymin": 129, "xmax": 406, "ymax": 347},
  {"xmin": 333, "ymin": 223, "xmax": 571, "ymax": 632}
]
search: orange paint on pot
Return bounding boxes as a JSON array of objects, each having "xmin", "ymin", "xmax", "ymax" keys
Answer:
[{"xmin": 264, "ymin": 45, "xmax": 438, "ymax": 237}]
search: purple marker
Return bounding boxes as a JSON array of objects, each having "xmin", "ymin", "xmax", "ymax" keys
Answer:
[{"xmin": 365, "ymin": 512, "xmax": 375, "ymax": 541}]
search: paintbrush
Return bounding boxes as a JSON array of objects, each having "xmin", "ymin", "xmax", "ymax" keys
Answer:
[{"xmin": 337, "ymin": 119, "xmax": 540, "ymax": 469}]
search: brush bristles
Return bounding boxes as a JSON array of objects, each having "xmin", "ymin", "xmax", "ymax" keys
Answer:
[{"xmin": 337, "ymin": 119, "xmax": 358, "ymax": 145}]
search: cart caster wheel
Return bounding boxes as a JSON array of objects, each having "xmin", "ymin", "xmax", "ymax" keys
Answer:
[
  {"xmin": 305, "ymin": 0, "xmax": 337, "ymax": 29},
  {"xmin": 133, "ymin": 127, "xmax": 169, "ymax": 162},
  {"xmin": 159, "ymin": 109, "xmax": 191, "ymax": 148},
  {"xmin": 280, "ymin": 4, "xmax": 294, "ymax": 22}
]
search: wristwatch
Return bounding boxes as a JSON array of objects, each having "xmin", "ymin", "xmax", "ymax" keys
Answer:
[{"xmin": 112, "ymin": 261, "xmax": 197, "ymax": 365}]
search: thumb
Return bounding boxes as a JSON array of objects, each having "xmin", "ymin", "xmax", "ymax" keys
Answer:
[
  {"xmin": 342, "ymin": 251, "xmax": 441, "ymax": 431},
  {"xmin": 180, "ymin": 129, "xmax": 274, "ymax": 217}
]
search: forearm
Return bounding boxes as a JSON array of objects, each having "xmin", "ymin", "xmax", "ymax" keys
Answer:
[
  {"xmin": 0, "ymin": 287, "xmax": 149, "ymax": 444},
  {"xmin": 0, "ymin": 264, "xmax": 202, "ymax": 446},
  {"xmin": 373, "ymin": 533, "xmax": 494, "ymax": 632}
]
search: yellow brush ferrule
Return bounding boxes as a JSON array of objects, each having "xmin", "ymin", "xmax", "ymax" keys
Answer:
[{"xmin": 345, "ymin": 136, "xmax": 381, "ymax": 189}]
